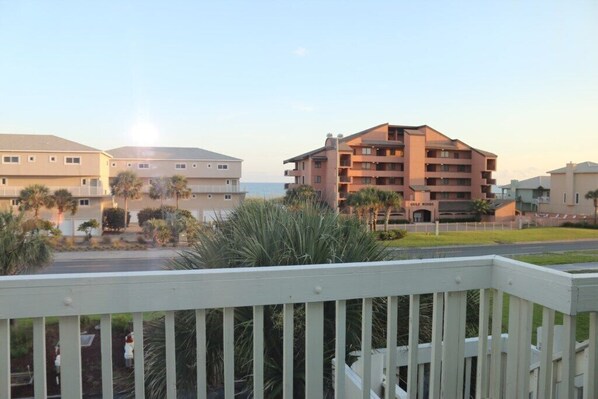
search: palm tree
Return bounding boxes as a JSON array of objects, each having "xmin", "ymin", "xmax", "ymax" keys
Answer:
[
  {"xmin": 140, "ymin": 201, "xmax": 388, "ymax": 398},
  {"xmin": 52, "ymin": 188, "xmax": 78, "ymax": 229},
  {"xmin": 111, "ymin": 171, "xmax": 143, "ymax": 231},
  {"xmin": 168, "ymin": 175, "xmax": 191, "ymax": 209},
  {"xmin": 149, "ymin": 177, "xmax": 172, "ymax": 207},
  {"xmin": 346, "ymin": 187, "xmax": 381, "ymax": 231},
  {"xmin": 18, "ymin": 184, "xmax": 55, "ymax": 218},
  {"xmin": 283, "ymin": 184, "xmax": 317, "ymax": 209},
  {"xmin": 0, "ymin": 211, "xmax": 52, "ymax": 275},
  {"xmin": 585, "ymin": 189, "xmax": 598, "ymax": 225},
  {"xmin": 471, "ymin": 199, "xmax": 491, "ymax": 222},
  {"xmin": 378, "ymin": 190, "xmax": 403, "ymax": 231}
]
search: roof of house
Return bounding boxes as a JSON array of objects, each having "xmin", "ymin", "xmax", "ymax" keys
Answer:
[
  {"xmin": 106, "ymin": 146, "xmax": 241, "ymax": 161},
  {"xmin": 500, "ymin": 176, "xmax": 551, "ymax": 190},
  {"xmin": 0, "ymin": 134, "xmax": 103, "ymax": 152},
  {"xmin": 548, "ymin": 161, "xmax": 598, "ymax": 174},
  {"xmin": 283, "ymin": 146, "xmax": 327, "ymax": 164}
]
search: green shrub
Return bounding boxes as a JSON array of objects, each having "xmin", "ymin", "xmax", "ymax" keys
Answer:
[
  {"xmin": 561, "ymin": 222, "xmax": 598, "ymax": 230},
  {"xmin": 11, "ymin": 325, "xmax": 33, "ymax": 358},
  {"xmin": 102, "ymin": 208, "xmax": 130, "ymax": 231},
  {"xmin": 376, "ymin": 229, "xmax": 407, "ymax": 241}
]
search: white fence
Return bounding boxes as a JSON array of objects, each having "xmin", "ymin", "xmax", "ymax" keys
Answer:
[
  {"xmin": 387, "ymin": 221, "xmax": 518, "ymax": 233},
  {"xmin": 1, "ymin": 256, "xmax": 597, "ymax": 398}
]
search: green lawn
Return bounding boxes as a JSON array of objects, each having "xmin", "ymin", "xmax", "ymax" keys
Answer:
[
  {"xmin": 512, "ymin": 250, "xmax": 598, "ymax": 266},
  {"xmin": 387, "ymin": 227, "xmax": 598, "ymax": 248}
]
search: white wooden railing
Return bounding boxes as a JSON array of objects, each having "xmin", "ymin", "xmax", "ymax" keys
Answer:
[
  {"xmin": 0, "ymin": 185, "xmax": 109, "ymax": 197},
  {"xmin": 1, "ymin": 256, "xmax": 597, "ymax": 399}
]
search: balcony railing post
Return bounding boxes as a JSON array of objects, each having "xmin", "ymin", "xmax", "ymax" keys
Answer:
[
  {"xmin": 59, "ymin": 315, "xmax": 83, "ymax": 398},
  {"xmin": 253, "ymin": 305, "xmax": 264, "ymax": 399},
  {"xmin": 100, "ymin": 314, "xmax": 113, "ymax": 399},
  {"xmin": 0, "ymin": 319, "xmax": 9, "ymax": 399},
  {"xmin": 335, "ymin": 300, "xmax": 347, "ymax": 399},
  {"xmin": 283, "ymin": 304, "xmax": 294, "ymax": 399},
  {"xmin": 538, "ymin": 307, "xmax": 555, "ymax": 399},
  {"xmin": 407, "ymin": 294, "xmax": 420, "ymax": 398},
  {"xmin": 196, "ymin": 309, "xmax": 207, "ymax": 399},
  {"xmin": 132, "ymin": 312, "xmax": 145, "ymax": 399},
  {"xmin": 441, "ymin": 291, "xmax": 466, "ymax": 398},
  {"xmin": 305, "ymin": 301, "xmax": 324, "ymax": 399},
  {"xmin": 490, "ymin": 289, "xmax": 504, "ymax": 399},
  {"xmin": 586, "ymin": 312, "xmax": 598, "ymax": 399},
  {"xmin": 385, "ymin": 296, "xmax": 398, "ymax": 399},
  {"xmin": 561, "ymin": 314, "xmax": 577, "ymax": 399},
  {"xmin": 429, "ymin": 292, "xmax": 444, "ymax": 399},
  {"xmin": 476, "ymin": 289, "xmax": 491, "ymax": 399},
  {"xmin": 33, "ymin": 317, "xmax": 48, "ymax": 399}
]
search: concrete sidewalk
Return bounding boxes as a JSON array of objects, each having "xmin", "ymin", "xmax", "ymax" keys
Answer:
[{"xmin": 53, "ymin": 248, "xmax": 182, "ymax": 261}]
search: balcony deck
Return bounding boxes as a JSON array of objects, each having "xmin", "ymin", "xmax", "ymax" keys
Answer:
[{"xmin": 1, "ymin": 256, "xmax": 597, "ymax": 398}]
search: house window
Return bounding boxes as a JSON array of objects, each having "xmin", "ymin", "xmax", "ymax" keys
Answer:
[
  {"xmin": 575, "ymin": 192, "xmax": 579, "ymax": 204},
  {"xmin": 441, "ymin": 164, "xmax": 450, "ymax": 172},
  {"xmin": 441, "ymin": 192, "xmax": 449, "ymax": 199},
  {"xmin": 192, "ymin": 194, "xmax": 197, "ymax": 199},
  {"xmin": 453, "ymin": 152, "xmax": 460, "ymax": 159},
  {"xmin": 563, "ymin": 193, "xmax": 567, "ymax": 203},
  {"xmin": 441, "ymin": 178, "xmax": 450, "ymax": 185},
  {"xmin": 224, "ymin": 194, "xmax": 232, "ymax": 200},
  {"xmin": 81, "ymin": 178, "xmax": 87, "ymax": 185},
  {"xmin": 138, "ymin": 163, "xmax": 150, "ymax": 169},
  {"xmin": 175, "ymin": 163, "xmax": 187, "ymax": 169},
  {"xmin": 363, "ymin": 177, "xmax": 372, "ymax": 184},
  {"xmin": 49, "ymin": 155, "xmax": 57, "ymax": 162},
  {"xmin": 10, "ymin": 199, "xmax": 19, "ymax": 206},
  {"xmin": 208, "ymin": 194, "xmax": 212, "ymax": 199},
  {"xmin": 192, "ymin": 164, "xmax": 197, "ymax": 168},
  {"xmin": 65, "ymin": 157, "xmax": 81, "ymax": 164},
  {"xmin": 111, "ymin": 162, "xmax": 116, "ymax": 167},
  {"xmin": 457, "ymin": 192, "xmax": 466, "ymax": 199},
  {"xmin": 28, "ymin": 155, "xmax": 36, "ymax": 162},
  {"xmin": 1, "ymin": 178, "xmax": 6, "ymax": 185},
  {"xmin": 362, "ymin": 162, "xmax": 371, "ymax": 170},
  {"xmin": 302, "ymin": 162, "xmax": 305, "ymax": 170},
  {"xmin": 389, "ymin": 149, "xmax": 395, "ymax": 156},
  {"xmin": 361, "ymin": 147, "xmax": 372, "ymax": 155},
  {"xmin": 314, "ymin": 176, "xmax": 321, "ymax": 183},
  {"xmin": 79, "ymin": 199, "xmax": 90, "ymax": 206},
  {"xmin": 440, "ymin": 150, "xmax": 450, "ymax": 158},
  {"xmin": 2, "ymin": 155, "xmax": 19, "ymax": 164},
  {"xmin": 127, "ymin": 163, "xmax": 132, "ymax": 167},
  {"xmin": 217, "ymin": 164, "xmax": 228, "ymax": 170},
  {"xmin": 207, "ymin": 164, "xmax": 212, "ymax": 168},
  {"xmin": 314, "ymin": 161, "xmax": 321, "ymax": 169},
  {"xmin": 458, "ymin": 165, "xmax": 466, "ymax": 172}
]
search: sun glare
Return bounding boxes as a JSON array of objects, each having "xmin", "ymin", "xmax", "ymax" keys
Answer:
[{"xmin": 128, "ymin": 121, "xmax": 159, "ymax": 146}]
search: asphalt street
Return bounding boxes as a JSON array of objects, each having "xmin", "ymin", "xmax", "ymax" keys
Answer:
[{"xmin": 38, "ymin": 240, "xmax": 598, "ymax": 274}]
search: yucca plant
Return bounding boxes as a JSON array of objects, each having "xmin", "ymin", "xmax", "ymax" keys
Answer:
[{"xmin": 136, "ymin": 201, "xmax": 394, "ymax": 398}]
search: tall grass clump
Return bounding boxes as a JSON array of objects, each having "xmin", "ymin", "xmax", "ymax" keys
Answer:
[{"xmin": 140, "ymin": 201, "xmax": 388, "ymax": 398}]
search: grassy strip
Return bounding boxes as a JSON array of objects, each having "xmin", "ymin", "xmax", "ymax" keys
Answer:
[
  {"xmin": 512, "ymin": 250, "xmax": 598, "ymax": 266},
  {"xmin": 386, "ymin": 227, "xmax": 598, "ymax": 248}
]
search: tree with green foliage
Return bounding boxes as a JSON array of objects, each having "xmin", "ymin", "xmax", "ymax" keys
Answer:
[
  {"xmin": 585, "ymin": 189, "xmax": 598, "ymax": 225},
  {"xmin": 283, "ymin": 184, "xmax": 317, "ymax": 209},
  {"xmin": 346, "ymin": 187, "xmax": 382, "ymax": 231},
  {"xmin": 149, "ymin": 177, "xmax": 172, "ymax": 207},
  {"xmin": 18, "ymin": 184, "xmax": 55, "ymax": 218},
  {"xmin": 0, "ymin": 211, "xmax": 53, "ymax": 275},
  {"xmin": 52, "ymin": 188, "xmax": 78, "ymax": 229},
  {"xmin": 77, "ymin": 219, "xmax": 100, "ymax": 240},
  {"xmin": 111, "ymin": 171, "xmax": 143, "ymax": 231},
  {"xmin": 471, "ymin": 199, "xmax": 491, "ymax": 222},
  {"xmin": 102, "ymin": 208, "xmax": 129, "ymax": 231},
  {"xmin": 169, "ymin": 175, "xmax": 191, "ymax": 209},
  {"xmin": 140, "ymin": 201, "xmax": 387, "ymax": 398},
  {"xmin": 378, "ymin": 190, "xmax": 403, "ymax": 231}
]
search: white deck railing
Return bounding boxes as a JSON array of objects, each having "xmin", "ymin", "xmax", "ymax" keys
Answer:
[
  {"xmin": 0, "ymin": 185, "xmax": 110, "ymax": 197},
  {"xmin": 1, "ymin": 256, "xmax": 597, "ymax": 399}
]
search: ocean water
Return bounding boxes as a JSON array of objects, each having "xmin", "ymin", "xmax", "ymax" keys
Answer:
[{"xmin": 241, "ymin": 182, "xmax": 286, "ymax": 199}]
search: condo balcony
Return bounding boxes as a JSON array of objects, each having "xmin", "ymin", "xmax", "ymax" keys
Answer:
[
  {"xmin": 284, "ymin": 169, "xmax": 301, "ymax": 177},
  {"xmin": 0, "ymin": 185, "xmax": 110, "ymax": 197},
  {"xmin": 140, "ymin": 185, "xmax": 244, "ymax": 194},
  {"xmin": 1, "ymin": 256, "xmax": 597, "ymax": 398}
]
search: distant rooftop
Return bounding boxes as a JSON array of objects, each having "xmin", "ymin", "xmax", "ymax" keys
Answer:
[
  {"xmin": 548, "ymin": 161, "xmax": 598, "ymax": 174},
  {"xmin": 0, "ymin": 134, "xmax": 102, "ymax": 152},
  {"xmin": 107, "ymin": 146, "xmax": 241, "ymax": 161},
  {"xmin": 500, "ymin": 176, "xmax": 551, "ymax": 190}
]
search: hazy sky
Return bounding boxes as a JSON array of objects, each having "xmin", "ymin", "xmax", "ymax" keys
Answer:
[{"xmin": 1, "ymin": 1, "xmax": 596, "ymax": 183}]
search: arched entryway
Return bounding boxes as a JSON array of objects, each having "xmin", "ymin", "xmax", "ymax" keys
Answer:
[{"xmin": 412, "ymin": 209, "xmax": 432, "ymax": 223}]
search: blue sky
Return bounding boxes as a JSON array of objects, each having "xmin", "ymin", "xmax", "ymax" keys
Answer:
[{"xmin": 1, "ymin": 1, "xmax": 596, "ymax": 182}]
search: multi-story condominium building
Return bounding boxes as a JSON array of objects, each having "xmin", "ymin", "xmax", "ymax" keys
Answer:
[
  {"xmin": 107, "ymin": 146, "xmax": 245, "ymax": 223},
  {"xmin": 283, "ymin": 123, "xmax": 497, "ymax": 222},
  {"xmin": 0, "ymin": 134, "xmax": 113, "ymax": 235},
  {"xmin": 0, "ymin": 134, "xmax": 245, "ymax": 234},
  {"xmin": 500, "ymin": 176, "xmax": 550, "ymax": 213},
  {"xmin": 539, "ymin": 161, "xmax": 598, "ymax": 217}
]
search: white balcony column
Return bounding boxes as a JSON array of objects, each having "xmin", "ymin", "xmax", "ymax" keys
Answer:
[{"xmin": 59, "ymin": 315, "xmax": 83, "ymax": 398}]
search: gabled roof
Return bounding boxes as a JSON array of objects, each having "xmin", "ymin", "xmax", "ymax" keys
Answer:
[
  {"xmin": 472, "ymin": 148, "xmax": 497, "ymax": 158},
  {"xmin": 500, "ymin": 176, "xmax": 551, "ymax": 190},
  {"xmin": 0, "ymin": 134, "xmax": 102, "ymax": 153},
  {"xmin": 107, "ymin": 146, "xmax": 241, "ymax": 161},
  {"xmin": 283, "ymin": 146, "xmax": 326, "ymax": 164},
  {"xmin": 548, "ymin": 161, "xmax": 598, "ymax": 174}
]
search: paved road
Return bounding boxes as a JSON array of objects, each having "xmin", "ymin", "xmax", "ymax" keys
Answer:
[
  {"xmin": 38, "ymin": 240, "xmax": 598, "ymax": 274},
  {"xmin": 388, "ymin": 239, "xmax": 598, "ymax": 259}
]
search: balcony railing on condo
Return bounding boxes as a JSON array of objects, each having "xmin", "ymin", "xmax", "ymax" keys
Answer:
[
  {"xmin": 0, "ymin": 185, "xmax": 109, "ymax": 197},
  {"xmin": 140, "ymin": 185, "xmax": 243, "ymax": 194},
  {"xmin": 1, "ymin": 256, "xmax": 597, "ymax": 399}
]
